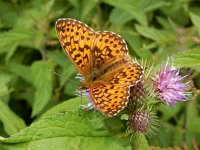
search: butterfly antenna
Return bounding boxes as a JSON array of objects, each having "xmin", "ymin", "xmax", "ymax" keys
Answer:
[{"xmin": 50, "ymin": 69, "xmax": 78, "ymax": 84}]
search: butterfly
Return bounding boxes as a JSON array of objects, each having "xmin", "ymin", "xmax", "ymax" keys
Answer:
[{"xmin": 55, "ymin": 18, "xmax": 143, "ymax": 117}]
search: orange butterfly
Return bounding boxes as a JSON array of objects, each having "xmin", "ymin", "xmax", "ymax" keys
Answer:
[{"xmin": 56, "ymin": 18, "xmax": 143, "ymax": 117}]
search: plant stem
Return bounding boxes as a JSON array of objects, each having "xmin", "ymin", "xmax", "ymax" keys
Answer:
[{"xmin": 131, "ymin": 133, "xmax": 150, "ymax": 150}]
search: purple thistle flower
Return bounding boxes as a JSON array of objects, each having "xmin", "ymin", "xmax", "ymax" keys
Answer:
[
  {"xmin": 152, "ymin": 60, "xmax": 190, "ymax": 106},
  {"xmin": 84, "ymin": 89, "xmax": 97, "ymax": 109}
]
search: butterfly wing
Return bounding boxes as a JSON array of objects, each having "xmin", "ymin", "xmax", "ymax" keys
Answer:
[
  {"xmin": 55, "ymin": 18, "xmax": 95, "ymax": 76},
  {"xmin": 90, "ymin": 61, "xmax": 143, "ymax": 117},
  {"xmin": 56, "ymin": 18, "xmax": 143, "ymax": 117},
  {"xmin": 90, "ymin": 82, "xmax": 130, "ymax": 117},
  {"xmin": 92, "ymin": 31, "xmax": 128, "ymax": 69},
  {"xmin": 56, "ymin": 19, "xmax": 129, "ymax": 76}
]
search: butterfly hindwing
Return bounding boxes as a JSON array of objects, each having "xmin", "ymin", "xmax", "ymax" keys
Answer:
[
  {"xmin": 90, "ymin": 61, "xmax": 143, "ymax": 116},
  {"xmin": 90, "ymin": 82, "xmax": 130, "ymax": 117}
]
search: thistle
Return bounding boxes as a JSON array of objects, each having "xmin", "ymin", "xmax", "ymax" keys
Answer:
[
  {"xmin": 152, "ymin": 60, "xmax": 191, "ymax": 106},
  {"xmin": 129, "ymin": 111, "xmax": 150, "ymax": 133}
]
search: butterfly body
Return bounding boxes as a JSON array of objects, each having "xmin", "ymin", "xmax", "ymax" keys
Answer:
[{"xmin": 56, "ymin": 18, "xmax": 143, "ymax": 117}]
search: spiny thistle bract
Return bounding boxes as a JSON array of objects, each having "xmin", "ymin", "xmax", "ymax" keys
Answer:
[{"xmin": 126, "ymin": 58, "xmax": 190, "ymax": 137}]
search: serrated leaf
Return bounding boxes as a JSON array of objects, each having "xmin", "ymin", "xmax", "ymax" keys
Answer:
[
  {"xmin": 173, "ymin": 48, "xmax": 200, "ymax": 68},
  {"xmin": 0, "ymin": 111, "xmax": 131, "ymax": 150},
  {"xmin": 31, "ymin": 60, "xmax": 54, "ymax": 117},
  {"xmin": 0, "ymin": 100, "xmax": 26, "ymax": 135}
]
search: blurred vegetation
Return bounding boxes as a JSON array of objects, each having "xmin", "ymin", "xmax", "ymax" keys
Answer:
[{"xmin": 0, "ymin": 0, "xmax": 200, "ymax": 149}]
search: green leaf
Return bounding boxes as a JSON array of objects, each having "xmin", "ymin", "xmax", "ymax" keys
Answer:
[
  {"xmin": 81, "ymin": 0, "xmax": 96, "ymax": 20},
  {"xmin": 158, "ymin": 103, "xmax": 182, "ymax": 121},
  {"xmin": 104, "ymin": 0, "xmax": 168, "ymax": 26},
  {"xmin": 8, "ymin": 59, "xmax": 71, "ymax": 117},
  {"xmin": 7, "ymin": 63, "xmax": 32, "ymax": 85},
  {"xmin": 132, "ymin": 134, "xmax": 150, "ymax": 150},
  {"xmin": 190, "ymin": 13, "xmax": 200, "ymax": 35},
  {"xmin": 0, "ymin": 111, "xmax": 130, "ymax": 150},
  {"xmin": 135, "ymin": 25, "xmax": 176, "ymax": 43},
  {"xmin": 0, "ymin": 1, "xmax": 18, "ymax": 28},
  {"xmin": 0, "ymin": 100, "xmax": 26, "ymax": 135},
  {"xmin": 5, "ymin": 43, "xmax": 18, "ymax": 61},
  {"xmin": 110, "ymin": 8, "xmax": 134, "ymax": 27},
  {"xmin": 41, "ymin": 97, "xmax": 87, "ymax": 118},
  {"xmin": 103, "ymin": 0, "xmax": 147, "ymax": 25},
  {"xmin": 174, "ymin": 48, "xmax": 200, "ymax": 68},
  {"xmin": 0, "ymin": 28, "xmax": 32, "ymax": 48},
  {"xmin": 182, "ymin": 102, "xmax": 200, "ymax": 148},
  {"xmin": 155, "ymin": 16, "xmax": 172, "ymax": 30},
  {"xmin": 47, "ymin": 50, "xmax": 68, "ymax": 68},
  {"xmin": 67, "ymin": 0, "xmax": 79, "ymax": 8},
  {"xmin": 47, "ymin": 50, "xmax": 77, "ymax": 87},
  {"xmin": 122, "ymin": 33, "xmax": 151, "ymax": 58},
  {"xmin": 31, "ymin": 60, "xmax": 54, "ymax": 117},
  {"xmin": 15, "ymin": 0, "xmax": 54, "ymax": 29},
  {"xmin": 137, "ymin": 0, "xmax": 169, "ymax": 12},
  {"xmin": 0, "ymin": 73, "xmax": 11, "ymax": 101},
  {"xmin": 159, "ymin": 0, "xmax": 190, "ymax": 26}
]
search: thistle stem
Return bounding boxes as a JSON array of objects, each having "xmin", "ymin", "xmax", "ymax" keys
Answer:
[{"xmin": 131, "ymin": 133, "xmax": 150, "ymax": 150}]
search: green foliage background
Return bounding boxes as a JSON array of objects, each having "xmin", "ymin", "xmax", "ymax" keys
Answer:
[{"xmin": 0, "ymin": 0, "xmax": 200, "ymax": 149}]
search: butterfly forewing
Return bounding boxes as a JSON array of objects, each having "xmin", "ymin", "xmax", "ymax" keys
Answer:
[
  {"xmin": 93, "ymin": 32, "xmax": 128, "ymax": 69},
  {"xmin": 56, "ymin": 18, "xmax": 95, "ymax": 76},
  {"xmin": 101, "ymin": 61, "xmax": 143, "ymax": 85}
]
